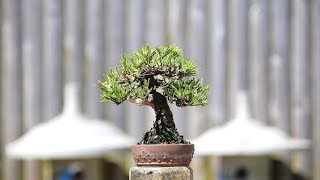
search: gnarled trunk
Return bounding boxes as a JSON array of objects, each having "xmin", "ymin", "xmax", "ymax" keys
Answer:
[{"xmin": 138, "ymin": 91, "xmax": 189, "ymax": 144}]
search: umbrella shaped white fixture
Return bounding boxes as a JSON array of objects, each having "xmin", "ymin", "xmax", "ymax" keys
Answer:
[
  {"xmin": 192, "ymin": 91, "xmax": 310, "ymax": 156},
  {"xmin": 6, "ymin": 83, "xmax": 136, "ymax": 160}
]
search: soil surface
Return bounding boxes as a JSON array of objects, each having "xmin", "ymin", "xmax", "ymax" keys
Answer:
[{"xmin": 138, "ymin": 91, "xmax": 189, "ymax": 144}]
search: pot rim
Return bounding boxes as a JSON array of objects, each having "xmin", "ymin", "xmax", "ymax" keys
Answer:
[
  {"xmin": 131, "ymin": 143, "xmax": 194, "ymax": 166},
  {"xmin": 132, "ymin": 143, "xmax": 194, "ymax": 147}
]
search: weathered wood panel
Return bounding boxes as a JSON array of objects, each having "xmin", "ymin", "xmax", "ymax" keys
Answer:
[
  {"xmin": 85, "ymin": 0, "xmax": 105, "ymax": 119},
  {"xmin": 64, "ymin": 0, "xmax": 85, "ymax": 88},
  {"xmin": 144, "ymin": 0, "xmax": 166, "ymax": 47},
  {"xmin": 270, "ymin": 0, "xmax": 291, "ymax": 179},
  {"xmin": 270, "ymin": 0, "xmax": 290, "ymax": 137},
  {"xmin": 186, "ymin": 1, "xmax": 208, "ymax": 180},
  {"xmin": 207, "ymin": 1, "xmax": 227, "ymax": 179},
  {"xmin": 227, "ymin": 0, "xmax": 249, "ymax": 118},
  {"xmin": 0, "ymin": 0, "xmax": 2, "ymax": 177},
  {"xmin": 186, "ymin": 0, "xmax": 208, "ymax": 138},
  {"xmin": 43, "ymin": 0, "xmax": 63, "ymax": 121},
  {"xmin": 290, "ymin": 0, "xmax": 312, "ymax": 178},
  {"xmin": 311, "ymin": 0, "xmax": 320, "ymax": 179},
  {"xmin": 208, "ymin": 0, "xmax": 227, "ymax": 126},
  {"xmin": 167, "ymin": 0, "xmax": 187, "ymax": 47},
  {"xmin": 21, "ymin": 0, "xmax": 42, "ymax": 179},
  {"xmin": 1, "ymin": 0, "xmax": 22, "ymax": 180},
  {"xmin": 249, "ymin": 0, "xmax": 269, "ymax": 124}
]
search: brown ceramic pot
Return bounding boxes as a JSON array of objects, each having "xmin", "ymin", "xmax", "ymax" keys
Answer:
[{"xmin": 131, "ymin": 144, "xmax": 194, "ymax": 167}]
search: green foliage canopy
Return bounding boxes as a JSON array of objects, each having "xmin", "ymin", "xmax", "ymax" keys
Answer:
[{"xmin": 98, "ymin": 44, "xmax": 210, "ymax": 107}]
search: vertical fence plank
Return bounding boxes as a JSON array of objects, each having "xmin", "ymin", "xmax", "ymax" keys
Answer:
[
  {"xmin": 270, "ymin": 56, "xmax": 292, "ymax": 180},
  {"xmin": 167, "ymin": 0, "xmax": 187, "ymax": 47},
  {"xmin": 207, "ymin": 1, "xmax": 227, "ymax": 179},
  {"xmin": 167, "ymin": 0, "xmax": 188, "ymax": 136},
  {"xmin": 0, "ymin": 0, "xmax": 2, "ymax": 177},
  {"xmin": 126, "ymin": 0, "xmax": 145, "ymax": 53},
  {"xmin": 208, "ymin": 0, "xmax": 227, "ymax": 126},
  {"xmin": 22, "ymin": 0, "xmax": 42, "ymax": 138},
  {"xmin": 290, "ymin": 0, "xmax": 312, "ymax": 177},
  {"xmin": 104, "ymin": 1, "xmax": 127, "ymax": 179},
  {"xmin": 43, "ymin": 0, "xmax": 63, "ymax": 121},
  {"xmin": 249, "ymin": 0, "xmax": 269, "ymax": 123},
  {"xmin": 64, "ymin": 0, "xmax": 84, "ymax": 87},
  {"xmin": 270, "ymin": 0, "xmax": 291, "ymax": 179},
  {"xmin": 227, "ymin": 0, "xmax": 249, "ymax": 118},
  {"xmin": 144, "ymin": 0, "xmax": 166, "ymax": 46},
  {"xmin": 105, "ymin": 0, "xmax": 125, "ymax": 69},
  {"xmin": 105, "ymin": 0, "xmax": 126, "ymax": 129},
  {"xmin": 311, "ymin": 0, "xmax": 320, "ymax": 179},
  {"xmin": 85, "ymin": 0, "xmax": 105, "ymax": 119},
  {"xmin": 1, "ymin": 0, "xmax": 22, "ymax": 180},
  {"xmin": 64, "ymin": 0, "xmax": 85, "ymax": 119},
  {"xmin": 21, "ymin": 0, "xmax": 42, "ymax": 179},
  {"xmin": 125, "ymin": 0, "xmax": 146, "ymax": 140},
  {"xmin": 186, "ymin": 1, "xmax": 207, "ymax": 179},
  {"xmin": 270, "ymin": 0, "xmax": 290, "ymax": 134},
  {"xmin": 186, "ymin": 0, "xmax": 208, "ymax": 138}
]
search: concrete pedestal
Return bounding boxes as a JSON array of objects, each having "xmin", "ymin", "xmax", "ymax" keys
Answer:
[{"xmin": 129, "ymin": 167, "xmax": 193, "ymax": 180}]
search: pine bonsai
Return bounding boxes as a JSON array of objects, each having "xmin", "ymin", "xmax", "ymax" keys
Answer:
[{"xmin": 98, "ymin": 44, "xmax": 210, "ymax": 145}]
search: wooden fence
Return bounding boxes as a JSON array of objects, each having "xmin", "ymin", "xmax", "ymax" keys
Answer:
[{"xmin": 1, "ymin": 0, "xmax": 319, "ymax": 180}]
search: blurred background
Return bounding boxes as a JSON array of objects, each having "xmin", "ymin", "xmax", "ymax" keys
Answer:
[{"xmin": 0, "ymin": 0, "xmax": 319, "ymax": 180}]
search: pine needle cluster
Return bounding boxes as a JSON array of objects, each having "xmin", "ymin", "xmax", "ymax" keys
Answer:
[{"xmin": 98, "ymin": 44, "xmax": 210, "ymax": 107}]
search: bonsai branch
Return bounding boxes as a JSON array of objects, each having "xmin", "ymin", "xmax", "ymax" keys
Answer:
[{"xmin": 128, "ymin": 96, "xmax": 154, "ymax": 109}]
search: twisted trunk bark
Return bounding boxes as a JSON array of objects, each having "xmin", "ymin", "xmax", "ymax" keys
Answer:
[{"xmin": 138, "ymin": 90, "xmax": 189, "ymax": 144}]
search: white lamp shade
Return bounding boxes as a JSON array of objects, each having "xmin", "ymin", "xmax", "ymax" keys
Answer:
[
  {"xmin": 6, "ymin": 83, "xmax": 135, "ymax": 159},
  {"xmin": 192, "ymin": 92, "xmax": 310, "ymax": 156}
]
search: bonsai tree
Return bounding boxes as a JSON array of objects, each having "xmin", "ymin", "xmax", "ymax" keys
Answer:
[{"xmin": 98, "ymin": 44, "xmax": 210, "ymax": 145}]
